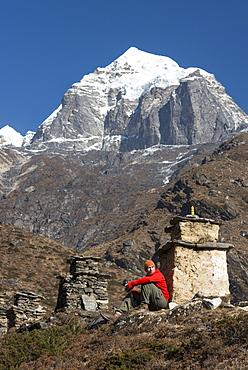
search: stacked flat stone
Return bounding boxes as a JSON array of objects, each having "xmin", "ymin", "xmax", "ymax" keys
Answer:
[
  {"xmin": 8, "ymin": 290, "xmax": 46, "ymax": 329},
  {"xmin": 56, "ymin": 255, "xmax": 110, "ymax": 313},
  {"xmin": 0, "ymin": 295, "xmax": 8, "ymax": 336},
  {"xmin": 68, "ymin": 255, "xmax": 99, "ymax": 275}
]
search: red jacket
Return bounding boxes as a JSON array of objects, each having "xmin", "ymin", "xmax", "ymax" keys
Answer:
[{"xmin": 127, "ymin": 268, "xmax": 170, "ymax": 301}]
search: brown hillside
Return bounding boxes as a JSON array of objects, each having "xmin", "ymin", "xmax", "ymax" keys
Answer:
[
  {"xmin": 157, "ymin": 132, "xmax": 248, "ymax": 254},
  {"xmin": 0, "ymin": 223, "xmax": 74, "ymax": 309},
  {"xmin": 92, "ymin": 133, "xmax": 248, "ymax": 302}
]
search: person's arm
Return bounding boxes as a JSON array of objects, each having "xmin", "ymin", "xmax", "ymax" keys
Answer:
[{"xmin": 127, "ymin": 275, "xmax": 152, "ymax": 289}]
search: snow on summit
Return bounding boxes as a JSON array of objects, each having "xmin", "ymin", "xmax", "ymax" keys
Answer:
[
  {"xmin": 101, "ymin": 47, "xmax": 200, "ymax": 98},
  {"xmin": 42, "ymin": 47, "xmax": 212, "ymax": 127},
  {"xmin": 71, "ymin": 47, "xmax": 210, "ymax": 102},
  {"xmin": 0, "ymin": 125, "xmax": 23, "ymax": 147}
]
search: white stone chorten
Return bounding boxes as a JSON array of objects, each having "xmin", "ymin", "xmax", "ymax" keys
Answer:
[{"xmin": 156, "ymin": 210, "xmax": 233, "ymax": 304}]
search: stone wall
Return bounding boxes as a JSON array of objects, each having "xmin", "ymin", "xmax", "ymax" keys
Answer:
[
  {"xmin": 159, "ymin": 243, "xmax": 231, "ymax": 304},
  {"xmin": 169, "ymin": 218, "xmax": 220, "ymax": 243},
  {"xmin": 56, "ymin": 255, "xmax": 110, "ymax": 313},
  {"xmin": 7, "ymin": 291, "xmax": 46, "ymax": 330}
]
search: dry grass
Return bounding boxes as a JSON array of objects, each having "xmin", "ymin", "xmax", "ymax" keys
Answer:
[{"xmin": 0, "ymin": 223, "xmax": 74, "ymax": 311}]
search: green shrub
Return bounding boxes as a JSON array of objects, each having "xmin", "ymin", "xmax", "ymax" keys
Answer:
[
  {"xmin": 101, "ymin": 339, "xmax": 180, "ymax": 369},
  {"xmin": 0, "ymin": 319, "xmax": 86, "ymax": 369},
  {"xmin": 102, "ymin": 348, "xmax": 154, "ymax": 370}
]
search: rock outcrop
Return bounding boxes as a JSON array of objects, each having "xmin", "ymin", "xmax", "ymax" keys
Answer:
[{"xmin": 112, "ymin": 294, "xmax": 247, "ymax": 334}]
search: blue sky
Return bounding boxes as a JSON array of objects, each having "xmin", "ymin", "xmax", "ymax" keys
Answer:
[{"xmin": 0, "ymin": 0, "xmax": 247, "ymax": 135}]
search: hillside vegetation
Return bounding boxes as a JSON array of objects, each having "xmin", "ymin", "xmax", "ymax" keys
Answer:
[
  {"xmin": 0, "ymin": 223, "xmax": 74, "ymax": 309},
  {"xmin": 0, "ymin": 309, "xmax": 247, "ymax": 369},
  {"xmin": 0, "ymin": 134, "xmax": 248, "ymax": 369}
]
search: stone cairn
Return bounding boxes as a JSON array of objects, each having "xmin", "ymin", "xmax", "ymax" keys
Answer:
[
  {"xmin": 156, "ymin": 209, "xmax": 234, "ymax": 305},
  {"xmin": 0, "ymin": 294, "xmax": 9, "ymax": 336},
  {"xmin": 56, "ymin": 255, "xmax": 110, "ymax": 313},
  {"xmin": 7, "ymin": 290, "xmax": 46, "ymax": 330}
]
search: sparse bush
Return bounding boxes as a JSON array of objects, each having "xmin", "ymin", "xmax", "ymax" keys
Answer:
[
  {"xmin": 101, "ymin": 348, "xmax": 154, "ymax": 370},
  {"xmin": 100, "ymin": 339, "xmax": 180, "ymax": 369},
  {"xmin": 35, "ymin": 255, "xmax": 46, "ymax": 259},
  {"xmin": 0, "ymin": 319, "xmax": 87, "ymax": 369},
  {"xmin": 215, "ymin": 313, "xmax": 248, "ymax": 345}
]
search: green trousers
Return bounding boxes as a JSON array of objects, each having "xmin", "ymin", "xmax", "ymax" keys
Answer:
[{"xmin": 118, "ymin": 283, "xmax": 168, "ymax": 312}]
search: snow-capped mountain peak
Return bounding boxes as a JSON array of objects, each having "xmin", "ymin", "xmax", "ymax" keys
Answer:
[
  {"xmin": 77, "ymin": 46, "xmax": 207, "ymax": 102},
  {"xmin": 30, "ymin": 47, "xmax": 248, "ymax": 152},
  {"xmin": 0, "ymin": 125, "xmax": 23, "ymax": 147},
  {"xmin": 0, "ymin": 126, "xmax": 36, "ymax": 148}
]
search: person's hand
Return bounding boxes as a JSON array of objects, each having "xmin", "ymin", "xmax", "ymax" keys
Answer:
[{"xmin": 125, "ymin": 284, "xmax": 131, "ymax": 292}]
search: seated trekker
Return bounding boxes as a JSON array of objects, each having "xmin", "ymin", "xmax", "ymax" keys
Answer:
[{"xmin": 115, "ymin": 260, "xmax": 170, "ymax": 315}]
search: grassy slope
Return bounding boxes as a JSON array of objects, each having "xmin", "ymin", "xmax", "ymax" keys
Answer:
[
  {"xmin": 0, "ymin": 223, "xmax": 74, "ymax": 309},
  {"xmin": 0, "ymin": 309, "xmax": 247, "ymax": 369}
]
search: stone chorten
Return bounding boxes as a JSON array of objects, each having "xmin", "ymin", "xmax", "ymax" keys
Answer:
[
  {"xmin": 156, "ymin": 211, "xmax": 233, "ymax": 304},
  {"xmin": 56, "ymin": 255, "xmax": 110, "ymax": 313}
]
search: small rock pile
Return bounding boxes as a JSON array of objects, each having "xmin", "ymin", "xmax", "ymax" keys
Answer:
[
  {"xmin": 7, "ymin": 290, "xmax": 46, "ymax": 330},
  {"xmin": 0, "ymin": 294, "xmax": 9, "ymax": 336},
  {"xmin": 56, "ymin": 255, "xmax": 110, "ymax": 313}
]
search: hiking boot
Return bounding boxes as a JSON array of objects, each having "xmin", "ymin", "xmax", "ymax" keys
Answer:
[
  {"xmin": 113, "ymin": 307, "xmax": 123, "ymax": 315},
  {"xmin": 101, "ymin": 311, "xmax": 122, "ymax": 321}
]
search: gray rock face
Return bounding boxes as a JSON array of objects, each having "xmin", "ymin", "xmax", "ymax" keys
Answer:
[
  {"xmin": 29, "ymin": 49, "xmax": 248, "ymax": 151},
  {"xmin": 159, "ymin": 71, "xmax": 247, "ymax": 145},
  {"xmin": 119, "ymin": 71, "xmax": 248, "ymax": 150}
]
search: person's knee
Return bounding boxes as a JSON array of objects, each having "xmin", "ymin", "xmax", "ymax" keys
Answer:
[{"xmin": 141, "ymin": 282, "xmax": 156, "ymax": 292}]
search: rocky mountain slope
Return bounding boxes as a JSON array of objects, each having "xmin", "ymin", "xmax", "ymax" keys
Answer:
[
  {"xmin": 89, "ymin": 132, "xmax": 248, "ymax": 303},
  {"xmin": 0, "ymin": 142, "xmax": 216, "ymax": 250}
]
